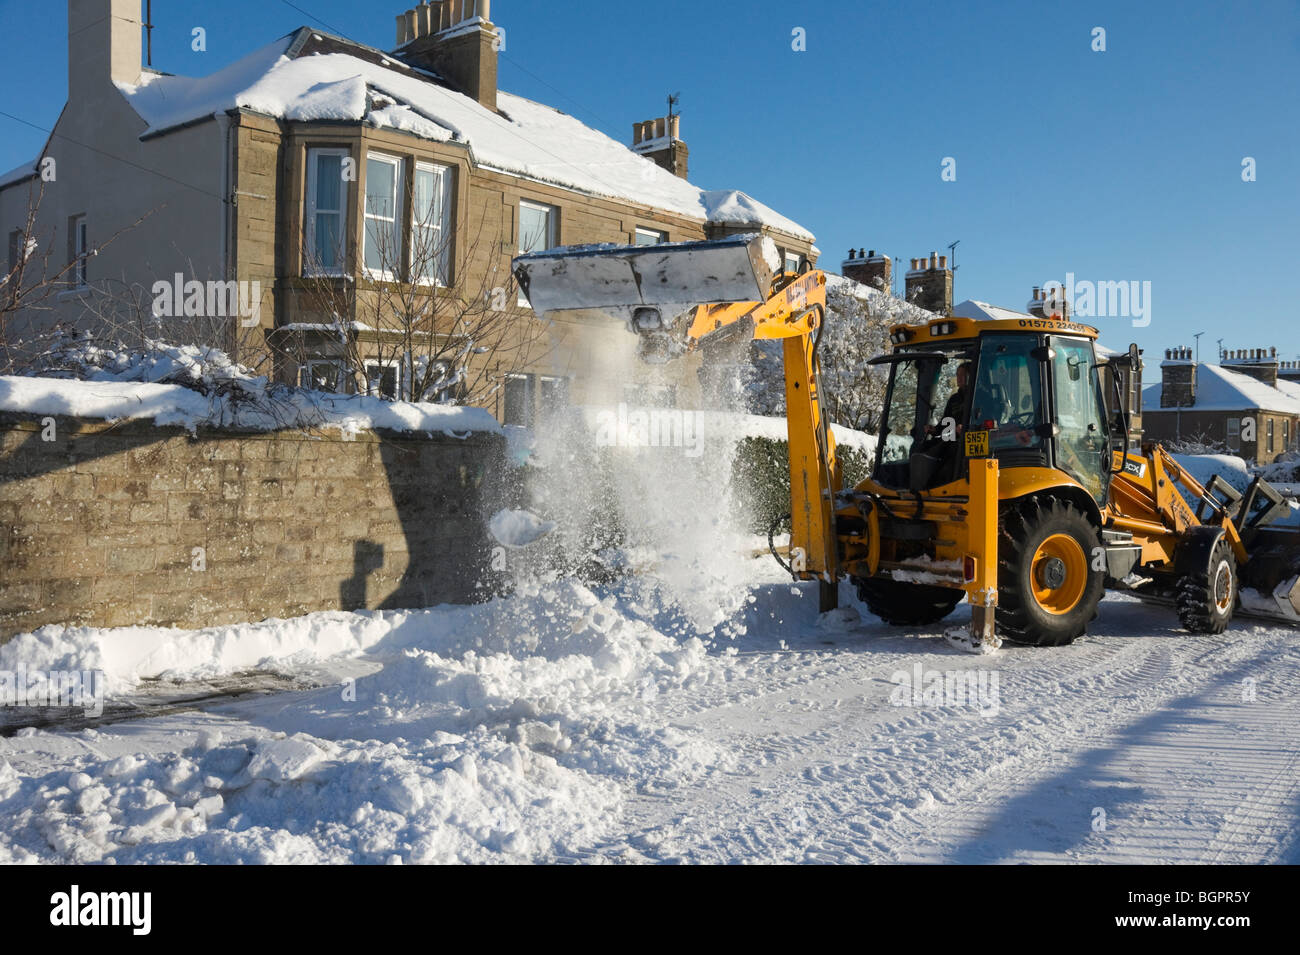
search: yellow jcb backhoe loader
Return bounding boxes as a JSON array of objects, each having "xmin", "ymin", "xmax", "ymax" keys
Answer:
[{"xmin": 513, "ymin": 235, "xmax": 1300, "ymax": 652}]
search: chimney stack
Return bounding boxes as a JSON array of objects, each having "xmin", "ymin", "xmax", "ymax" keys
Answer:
[
  {"xmin": 68, "ymin": 0, "xmax": 142, "ymax": 102},
  {"xmin": 1161, "ymin": 345, "xmax": 1198, "ymax": 407},
  {"xmin": 904, "ymin": 251, "xmax": 954, "ymax": 314},
  {"xmin": 1222, "ymin": 342, "xmax": 1280, "ymax": 386},
  {"xmin": 841, "ymin": 248, "xmax": 891, "ymax": 292},
  {"xmin": 394, "ymin": 1, "xmax": 499, "ymax": 112},
  {"xmin": 631, "ymin": 109, "xmax": 689, "ymax": 179}
]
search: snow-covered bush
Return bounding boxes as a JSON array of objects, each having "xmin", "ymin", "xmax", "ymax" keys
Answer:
[
  {"xmin": 725, "ymin": 274, "xmax": 932, "ymax": 431},
  {"xmin": 731, "ymin": 436, "xmax": 874, "ymax": 536},
  {"xmin": 1258, "ymin": 450, "xmax": 1300, "ymax": 484},
  {"xmin": 1165, "ymin": 432, "xmax": 1228, "ymax": 456}
]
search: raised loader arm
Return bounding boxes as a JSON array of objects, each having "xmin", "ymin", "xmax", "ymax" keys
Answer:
[{"xmin": 513, "ymin": 234, "xmax": 843, "ymax": 607}]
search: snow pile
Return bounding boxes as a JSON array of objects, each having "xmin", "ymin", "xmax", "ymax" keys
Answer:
[
  {"xmin": 0, "ymin": 340, "xmax": 498, "ymax": 436},
  {"xmin": 1172, "ymin": 453, "xmax": 1250, "ymax": 493},
  {"xmin": 0, "ymin": 611, "xmax": 401, "ymax": 688},
  {"xmin": 0, "ymin": 729, "xmax": 615, "ymax": 864},
  {"xmin": 1259, "ymin": 451, "xmax": 1300, "ymax": 485},
  {"xmin": 488, "ymin": 509, "xmax": 556, "ymax": 548},
  {"xmin": 0, "ymin": 580, "xmax": 731, "ymax": 863}
]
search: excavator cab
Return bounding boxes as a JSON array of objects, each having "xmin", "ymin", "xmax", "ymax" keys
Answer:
[{"xmin": 872, "ymin": 329, "xmax": 1111, "ymax": 501}]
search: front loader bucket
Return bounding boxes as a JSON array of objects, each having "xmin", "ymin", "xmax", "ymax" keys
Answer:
[
  {"xmin": 512, "ymin": 233, "xmax": 779, "ymax": 318},
  {"xmin": 1237, "ymin": 525, "xmax": 1300, "ymax": 624}
]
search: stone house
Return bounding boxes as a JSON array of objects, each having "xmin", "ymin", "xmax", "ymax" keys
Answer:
[
  {"xmin": 1143, "ymin": 346, "xmax": 1300, "ymax": 465},
  {"xmin": 0, "ymin": 0, "xmax": 816, "ymax": 425}
]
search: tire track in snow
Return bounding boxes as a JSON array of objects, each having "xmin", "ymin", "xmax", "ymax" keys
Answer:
[{"xmin": 579, "ymin": 615, "xmax": 1297, "ymax": 863}]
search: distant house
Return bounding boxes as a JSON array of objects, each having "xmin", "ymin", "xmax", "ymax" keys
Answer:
[
  {"xmin": 0, "ymin": 0, "xmax": 815, "ymax": 422},
  {"xmin": 1143, "ymin": 346, "xmax": 1300, "ymax": 465}
]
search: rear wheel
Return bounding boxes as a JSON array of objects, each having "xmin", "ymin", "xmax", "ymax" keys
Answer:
[
  {"xmin": 854, "ymin": 577, "xmax": 964, "ymax": 626},
  {"xmin": 1176, "ymin": 537, "xmax": 1237, "ymax": 634},
  {"xmin": 997, "ymin": 497, "xmax": 1104, "ymax": 646}
]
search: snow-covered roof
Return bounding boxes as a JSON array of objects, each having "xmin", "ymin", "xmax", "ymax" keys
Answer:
[
  {"xmin": 112, "ymin": 29, "xmax": 812, "ymax": 241},
  {"xmin": 1276, "ymin": 378, "xmax": 1300, "ymax": 403},
  {"xmin": 1143, "ymin": 363, "xmax": 1300, "ymax": 415},
  {"xmin": 951, "ymin": 299, "xmax": 1034, "ymax": 323},
  {"xmin": 0, "ymin": 159, "xmax": 39, "ymax": 189}
]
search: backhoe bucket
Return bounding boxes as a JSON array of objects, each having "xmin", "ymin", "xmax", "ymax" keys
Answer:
[{"xmin": 513, "ymin": 234, "xmax": 778, "ymax": 319}]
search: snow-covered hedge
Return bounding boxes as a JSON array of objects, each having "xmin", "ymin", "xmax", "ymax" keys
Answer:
[{"xmin": 1, "ymin": 339, "xmax": 499, "ymax": 436}]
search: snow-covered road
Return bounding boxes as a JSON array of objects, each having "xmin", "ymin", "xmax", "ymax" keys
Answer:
[
  {"xmin": 2, "ymin": 562, "xmax": 1296, "ymax": 865},
  {"xmin": 581, "ymin": 591, "xmax": 1300, "ymax": 863}
]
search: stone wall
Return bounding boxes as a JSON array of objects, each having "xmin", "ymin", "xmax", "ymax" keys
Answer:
[{"xmin": 0, "ymin": 414, "xmax": 502, "ymax": 641}]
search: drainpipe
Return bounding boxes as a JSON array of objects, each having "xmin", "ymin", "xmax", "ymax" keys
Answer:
[{"xmin": 214, "ymin": 111, "xmax": 234, "ymax": 350}]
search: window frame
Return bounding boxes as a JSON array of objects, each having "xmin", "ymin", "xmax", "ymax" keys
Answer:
[
  {"xmin": 503, "ymin": 372, "xmax": 536, "ymax": 427},
  {"xmin": 70, "ymin": 214, "xmax": 88, "ymax": 289},
  {"xmin": 412, "ymin": 160, "xmax": 454, "ymax": 287},
  {"xmin": 518, "ymin": 200, "xmax": 558, "ymax": 305},
  {"xmin": 363, "ymin": 357, "xmax": 403, "ymax": 400},
  {"xmin": 299, "ymin": 359, "xmax": 348, "ymax": 394},
  {"xmin": 304, "ymin": 147, "xmax": 350, "ymax": 277},
  {"xmin": 363, "ymin": 152, "xmax": 405, "ymax": 282},
  {"xmin": 1226, "ymin": 417, "xmax": 1241, "ymax": 451},
  {"xmin": 635, "ymin": 227, "xmax": 667, "ymax": 246},
  {"xmin": 539, "ymin": 374, "xmax": 571, "ymax": 417}
]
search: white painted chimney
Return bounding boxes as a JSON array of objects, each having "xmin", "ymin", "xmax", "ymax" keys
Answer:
[{"xmin": 68, "ymin": 0, "xmax": 143, "ymax": 100}]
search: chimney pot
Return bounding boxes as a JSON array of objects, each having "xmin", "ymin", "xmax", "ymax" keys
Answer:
[
  {"xmin": 930, "ymin": 251, "xmax": 939, "ymax": 269},
  {"xmin": 939, "ymin": 255, "xmax": 947, "ymax": 269},
  {"xmin": 847, "ymin": 249, "xmax": 856, "ymax": 260}
]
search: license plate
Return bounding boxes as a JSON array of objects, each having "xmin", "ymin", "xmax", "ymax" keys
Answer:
[{"xmin": 965, "ymin": 430, "xmax": 990, "ymax": 457}]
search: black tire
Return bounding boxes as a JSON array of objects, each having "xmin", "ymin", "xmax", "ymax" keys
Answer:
[
  {"xmin": 1176, "ymin": 537, "xmax": 1237, "ymax": 634},
  {"xmin": 854, "ymin": 577, "xmax": 964, "ymax": 626},
  {"xmin": 997, "ymin": 497, "xmax": 1104, "ymax": 647}
]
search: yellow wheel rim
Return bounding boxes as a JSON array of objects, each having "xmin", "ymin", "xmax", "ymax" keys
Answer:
[
  {"xmin": 1030, "ymin": 534, "xmax": 1087, "ymax": 615},
  {"xmin": 1212, "ymin": 559, "xmax": 1234, "ymax": 613}
]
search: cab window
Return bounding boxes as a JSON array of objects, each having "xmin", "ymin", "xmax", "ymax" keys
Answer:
[
  {"xmin": 971, "ymin": 336, "xmax": 1045, "ymax": 452},
  {"xmin": 1052, "ymin": 337, "xmax": 1109, "ymax": 502}
]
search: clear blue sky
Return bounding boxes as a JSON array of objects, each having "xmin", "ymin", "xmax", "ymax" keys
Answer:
[{"xmin": 2, "ymin": 0, "xmax": 1296, "ymax": 379}]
